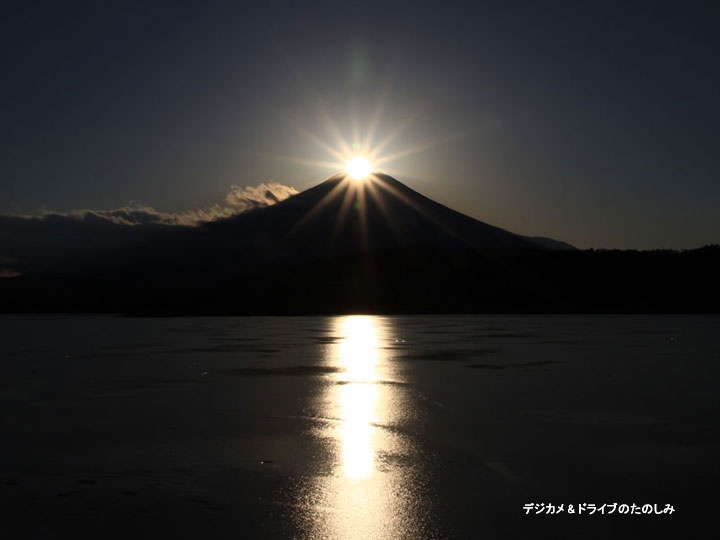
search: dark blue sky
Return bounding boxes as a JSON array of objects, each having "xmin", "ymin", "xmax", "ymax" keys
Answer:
[{"xmin": 2, "ymin": 0, "xmax": 718, "ymax": 248}]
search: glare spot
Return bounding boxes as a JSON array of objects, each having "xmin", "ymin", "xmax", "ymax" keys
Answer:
[
  {"xmin": 345, "ymin": 156, "xmax": 373, "ymax": 180},
  {"xmin": 338, "ymin": 316, "xmax": 379, "ymax": 384},
  {"xmin": 337, "ymin": 316, "xmax": 380, "ymax": 479}
]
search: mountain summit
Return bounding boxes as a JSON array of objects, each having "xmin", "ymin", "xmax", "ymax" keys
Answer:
[{"xmin": 201, "ymin": 172, "xmax": 573, "ymax": 267}]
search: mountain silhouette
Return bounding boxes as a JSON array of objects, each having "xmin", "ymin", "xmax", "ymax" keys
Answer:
[
  {"xmin": 196, "ymin": 172, "xmax": 573, "ymax": 270},
  {"xmin": 0, "ymin": 172, "xmax": 572, "ymax": 279},
  {"xmin": 5, "ymin": 172, "xmax": 717, "ymax": 315}
]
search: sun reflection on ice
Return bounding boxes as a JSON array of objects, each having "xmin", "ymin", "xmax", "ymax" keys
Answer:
[
  {"xmin": 293, "ymin": 315, "xmax": 434, "ymax": 540},
  {"xmin": 337, "ymin": 316, "xmax": 381, "ymax": 479},
  {"xmin": 339, "ymin": 383, "xmax": 377, "ymax": 479},
  {"xmin": 337, "ymin": 315, "xmax": 380, "ymax": 383}
]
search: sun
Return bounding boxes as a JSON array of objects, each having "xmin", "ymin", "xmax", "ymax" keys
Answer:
[{"xmin": 345, "ymin": 156, "xmax": 373, "ymax": 180}]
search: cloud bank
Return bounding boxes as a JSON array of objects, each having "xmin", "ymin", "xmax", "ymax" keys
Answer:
[
  {"xmin": 0, "ymin": 182, "xmax": 298, "ymax": 276},
  {"xmin": 54, "ymin": 182, "xmax": 299, "ymax": 226}
]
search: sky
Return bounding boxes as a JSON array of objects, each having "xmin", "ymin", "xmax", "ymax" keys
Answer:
[{"xmin": 1, "ymin": 0, "xmax": 719, "ymax": 249}]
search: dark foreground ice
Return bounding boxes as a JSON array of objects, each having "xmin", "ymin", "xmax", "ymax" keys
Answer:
[{"xmin": 1, "ymin": 315, "xmax": 718, "ymax": 539}]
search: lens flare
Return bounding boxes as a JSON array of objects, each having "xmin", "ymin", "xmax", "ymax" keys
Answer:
[{"xmin": 345, "ymin": 156, "xmax": 373, "ymax": 180}]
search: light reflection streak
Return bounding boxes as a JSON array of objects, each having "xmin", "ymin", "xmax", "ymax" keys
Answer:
[
  {"xmin": 295, "ymin": 315, "xmax": 432, "ymax": 540},
  {"xmin": 336, "ymin": 316, "xmax": 381, "ymax": 479}
]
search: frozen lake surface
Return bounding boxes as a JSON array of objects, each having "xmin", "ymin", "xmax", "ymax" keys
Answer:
[{"xmin": 1, "ymin": 315, "xmax": 718, "ymax": 539}]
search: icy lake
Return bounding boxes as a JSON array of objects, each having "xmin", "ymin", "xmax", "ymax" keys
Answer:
[{"xmin": 1, "ymin": 314, "xmax": 718, "ymax": 539}]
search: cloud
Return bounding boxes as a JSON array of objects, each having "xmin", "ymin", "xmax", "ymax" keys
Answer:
[
  {"xmin": 225, "ymin": 182, "xmax": 299, "ymax": 211},
  {"xmin": 0, "ymin": 182, "xmax": 298, "ymax": 276},
  {"xmin": 58, "ymin": 182, "xmax": 299, "ymax": 226}
]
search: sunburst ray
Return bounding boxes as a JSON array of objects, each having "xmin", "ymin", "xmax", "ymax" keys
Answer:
[
  {"xmin": 267, "ymin": 88, "xmax": 475, "ymax": 248},
  {"xmin": 373, "ymin": 131, "xmax": 466, "ymax": 167}
]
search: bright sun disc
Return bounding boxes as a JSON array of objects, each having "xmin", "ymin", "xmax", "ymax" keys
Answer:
[{"xmin": 345, "ymin": 156, "xmax": 373, "ymax": 180}]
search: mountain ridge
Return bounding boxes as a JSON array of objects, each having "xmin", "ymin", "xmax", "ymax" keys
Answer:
[{"xmin": 199, "ymin": 172, "xmax": 575, "ymax": 266}]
